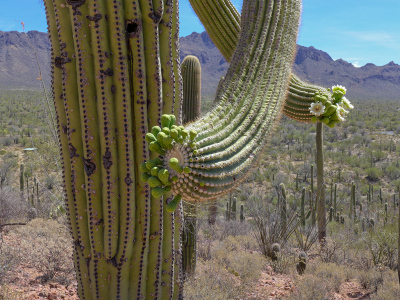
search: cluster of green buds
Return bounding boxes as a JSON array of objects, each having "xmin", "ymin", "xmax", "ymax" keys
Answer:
[
  {"xmin": 309, "ymin": 85, "xmax": 354, "ymax": 127},
  {"xmin": 140, "ymin": 114, "xmax": 198, "ymax": 211}
]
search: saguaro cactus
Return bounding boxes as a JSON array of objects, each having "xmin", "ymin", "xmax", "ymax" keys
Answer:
[
  {"xmin": 20, "ymin": 163, "xmax": 24, "ymax": 192},
  {"xmin": 43, "ymin": 0, "xmax": 345, "ymax": 298},
  {"xmin": 181, "ymin": 55, "xmax": 201, "ymax": 277},
  {"xmin": 181, "ymin": 55, "xmax": 201, "ymax": 124}
]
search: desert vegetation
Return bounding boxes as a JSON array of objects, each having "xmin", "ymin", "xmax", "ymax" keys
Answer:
[{"xmin": 0, "ymin": 89, "xmax": 399, "ymax": 299}]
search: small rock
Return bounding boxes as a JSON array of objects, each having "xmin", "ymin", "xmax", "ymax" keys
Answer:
[{"xmin": 270, "ymin": 291, "xmax": 276, "ymax": 296}]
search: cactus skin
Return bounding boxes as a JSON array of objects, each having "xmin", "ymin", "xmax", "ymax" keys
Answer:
[{"xmin": 181, "ymin": 56, "xmax": 201, "ymax": 124}]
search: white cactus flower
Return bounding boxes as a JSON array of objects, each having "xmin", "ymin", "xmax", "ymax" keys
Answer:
[
  {"xmin": 309, "ymin": 101, "xmax": 326, "ymax": 117},
  {"xmin": 332, "ymin": 85, "xmax": 347, "ymax": 94},
  {"xmin": 341, "ymin": 97, "xmax": 354, "ymax": 109}
]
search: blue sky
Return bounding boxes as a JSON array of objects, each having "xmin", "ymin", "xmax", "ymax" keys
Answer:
[{"xmin": 1, "ymin": 0, "xmax": 399, "ymax": 67}]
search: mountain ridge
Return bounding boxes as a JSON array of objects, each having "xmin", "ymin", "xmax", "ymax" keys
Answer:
[{"xmin": 1, "ymin": 30, "xmax": 400, "ymax": 100}]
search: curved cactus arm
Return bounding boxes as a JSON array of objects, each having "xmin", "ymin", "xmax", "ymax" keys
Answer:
[
  {"xmin": 189, "ymin": 0, "xmax": 349, "ymax": 124},
  {"xmin": 142, "ymin": 0, "xmax": 303, "ymax": 203}
]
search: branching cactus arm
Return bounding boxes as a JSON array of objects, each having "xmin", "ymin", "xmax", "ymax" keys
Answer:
[
  {"xmin": 142, "ymin": 0, "xmax": 303, "ymax": 204},
  {"xmin": 189, "ymin": 0, "xmax": 353, "ymax": 126}
]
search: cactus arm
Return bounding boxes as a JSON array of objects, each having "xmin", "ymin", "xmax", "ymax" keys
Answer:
[
  {"xmin": 182, "ymin": 56, "xmax": 201, "ymax": 123},
  {"xmin": 189, "ymin": 0, "xmax": 336, "ymax": 122},
  {"xmin": 143, "ymin": 0, "xmax": 302, "ymax": 202}
]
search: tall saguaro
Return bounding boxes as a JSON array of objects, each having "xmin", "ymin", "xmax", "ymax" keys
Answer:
[{"xmin": 41, "ymin": 0, "xmax": 333, "ymax": 299}]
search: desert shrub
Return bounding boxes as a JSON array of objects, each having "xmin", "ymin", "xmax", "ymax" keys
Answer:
[
  {"xmin": 184, "ymin": 259, "xmax": 244, "ymax": 300},
  {"xmin": 371, "ymin": 268, "xmax": 400, "ymax": 299},
  {"xmin": 287, "ymin": 274, "xmax": 332, "ymax": 300},
  {"xmin": 4, "ymin": 218, "xmax": 74, "ymax": 284},
  {"xmin": 0, "ymin": 241, "xmax": 15, "ymax": 283},
  {"xmin": 0, "ymin": 187, "xmax": 27, "ymax": 223},
  {"xmin": 366, "ymin": 167, "xmax": 383, "ymax": 181},
  {"xmin": 363, "ymin": 226, "xmax": 398, "ymax": 270},
  {"xmin": 357, "ymin": 267, "xmax": 384, "ymax": 291}
]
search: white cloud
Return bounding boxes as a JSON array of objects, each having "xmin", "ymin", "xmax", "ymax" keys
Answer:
[
  {"xmin": 343, "ymin": 30, "xmax": 397, "ymax": 44},
  {"xmin": 351, "ymin": 61, "xmax": 361, "ymax": 68}
]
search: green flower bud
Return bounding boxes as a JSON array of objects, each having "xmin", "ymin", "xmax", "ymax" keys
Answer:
[
  {"xmin": 162, "ymin": 127, "xmax": 170, "ymax": 135},
  {"xmin": 166, "ymin": 195, "xmax": 182, "ymax": 212},
  {"xmin": 140, "ymin": 172, "xmax": 151, "ymax": 182},
  {"xmin": 169, "ymin": 158, "xmax": 183, "ymax": 173},
  {"xmin": 181, "ymin": 130, "xmax": 189, "ymax": 139},
  {"xmin": 189, "ymin": 130, "xmax": 197, "ymax": 140},
  {"xmin": 146, "ymin": 159, "xmax": 157, "ymax": 170},
  {"xmin": 311, "ymin": 116, "xmax": 317, "ymax": 123},
  {"xmin": 154, "ymin": 158, "xmax": 163, "ymax": 165},
  {"xmin": 320, "ymin": 117, "xmax": 330, "ymax": 125},
  {"xmin": 151, "ymin": 167, "xmax": 160, "ymax": 176},
  {"xmin": 163, "ymin": 136, "xmax": 174, "ymax": 150},
  {"xmin": 158, "ymin": 169, "xmax": 170, "ymax": 185},
  {"xmin": 183, "ymin": 167, "xmax": 191, "ymax": 173},
  {"xmin": 152, "ymin": 187, "xmax": 167, "ymax": 198},
  {"xmin": 170, "ymin": 129, "xmax": 179, "ymax": 141},
  {"xmin": 148, "ymin": 176, "xmax": 163, "ymax": 188},
  {"xmin": 161, "ymin": 115, "xmax": 172, "ymax": 128},
  {"xmin": 139, "ymin": 162, "xmax": 149, "ymax": 173},
  {"xmin": 145, "ymin": 133, "xmax": 157, "ymax": 143},
  {"xmin": 149, "ymin": 141, "xmax": 165, "ymax": 155},
  {"xmin": 170, "ymin": 115, "xmax": 176, "ymax": 126},
  {"xmin": 152, "ymin": 126, "xmax": 161, "ymax": 137},
  {"xmin": 157, "ymin": 132, "xmax": 168, "ymax": 148}
]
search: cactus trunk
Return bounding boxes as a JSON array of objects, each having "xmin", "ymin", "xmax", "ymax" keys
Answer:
[{"xmin": 316, "ymin": 122, "xmax": 325, "ymax": 242}]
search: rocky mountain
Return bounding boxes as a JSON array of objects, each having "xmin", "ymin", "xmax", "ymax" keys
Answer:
[
  {"xmin": 1, "ymin": 30, "xmax": 400, "ymax": 100},
  {"xmin": 0, "ymin": 31, "xmax": 52, "ymax": 90}
]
